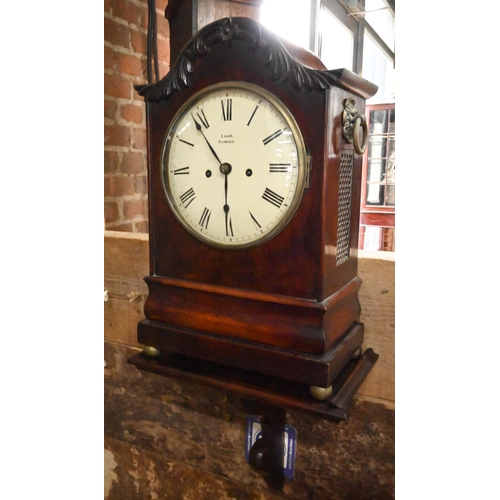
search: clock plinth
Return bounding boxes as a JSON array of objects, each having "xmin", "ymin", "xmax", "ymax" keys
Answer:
[{"xmin": 138, "ymin": 319, "xmax": 364, "ymax": 389}]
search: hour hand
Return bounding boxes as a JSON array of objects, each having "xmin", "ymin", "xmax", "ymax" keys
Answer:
[
  {"xmin": 191, "ymin": 113, "xmax": 222, "ymax": 165},
  {"xmin": 191, "ymin": 113, "xmax": 203, "ymax": 132}
]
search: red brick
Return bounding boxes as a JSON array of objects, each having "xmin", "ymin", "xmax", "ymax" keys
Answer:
[
  {"xmin": 120, "ymin": 151, "xmax": 144, "ymax": 174},
  {"xmin": 104, "ymin": 98, "xmax": 118, "ymax": 119},
  {"xmin": 158, "ymin": 61, "xmax": 170, "ymax": 79},
  {"xmin": 111, "ymin": 0, "xmax": 140, "ymax": 26},
  {"xmin": 137, "ymin": 3, "xmax": 149, "ymax": 30},
  {"xmin": 131, "ymin": 28, "xmax": 147, "ymax": 55},
  {"xmin": 156, "ymin": 13, "xmax": 170, "ymax": 40},
  {"xmin": 104, "ymin": 17, "xmax": 130, "ymax": 48},
  {"xmin": 142, "ymin": 59, "xmax": 149, "ymax": 81},
  {"xmin": 107, "ymin": 175, "xmax": 135, "ymax": 197},
  {"xmin": 105, "ymin": 124, "xmax": 131, "ymax": 147},
  {"xmin": 156, "ymin": 0, "xmax": 168, "ymax": 11},
  {"xmin": 132, "ymin": 127, "xmax": 147, "ymax": 150},
  {"xmin": 104, "ymin": 151, "xmax": 121, "ymax": 174},
  {"xmin": 120, "ymin": 103, "xmax": 144, "ymax": 124},
  {"xmin": 123, "ymin": 199, "xmax": 145, "ymax": 219},
  {"xmin": 115, "ymin": 52, "xmax": 143, "ymax": 77},
  {"xmin": 104, "ymin": 176, "xmax": 111, "ymax": 197},
  {"xmin": 104, "ymin": 72, "xmax": 132, "ymax": 99},
  {"xmin": 134, "ymin": 175, "xmax": 148, "ymax": 194},
  {"xmin": 157, "ymin": 37, "xmax": 170, "ymax": 66},
  {"xmin": 112, "ymin": 222, "xmax": 133, "ymax": 232},
  {"xmin": 135, "ymin": 220, "xmax": 149, "ymax": 233},
  {"xmin": 104, "ymin": 46, "xmax": 115, "ymax": 71},
  {"xmin": 104, "ymin": 201, "xmax": 119, "ymax": 223}
]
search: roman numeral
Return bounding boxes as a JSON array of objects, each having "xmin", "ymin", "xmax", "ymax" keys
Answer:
[
  {"xmin": 249, "ymin": 211, "xmax": 261, "ymax": 229},
  {"xmin": 221, "ymin": 99, "xmax": 232, "ymax": 121},
  {"xmin": 269, "ymin": 163, "xmax": 291, "ymax": 173},
  {"xmin": 179, "ymin": 187, "xmax": 196, "ymax": 208},
  {"xmin": 173, "ymin": 166, "xmax": 189, "ymax": 175},
  {"xmin": 247, "ymin": 105, "xmax": 259, "ymax": 126},
  {"xmin": 196, "ymin": 109, "xmax": 210, "ymax": 129},
  {"xmin": 262, "ymin": 188, "xmax": 284, "ymax": 208},
  {"xmin": 179, "ymin": 138, "xmax": 194, "ymax": 147},
  {"xmin": 199, "ymin": 207, "xmax": 211, "ymax": 229},
  {"xmin": 263, "ymin": 129, "xmax": 283, "ymax": 145}
]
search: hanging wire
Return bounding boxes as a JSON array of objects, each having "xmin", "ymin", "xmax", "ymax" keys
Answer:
[{"xmin": 147, "ymin": 0, "xmax": 159, "ymax": 84}]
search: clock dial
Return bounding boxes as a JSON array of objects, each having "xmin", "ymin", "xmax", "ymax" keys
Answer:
[{"xmin": 162, "ymin": 82, "xmax": 307, "ymax": 249}]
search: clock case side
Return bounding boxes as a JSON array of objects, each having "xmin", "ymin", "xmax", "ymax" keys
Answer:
[
  {"xmin": 320, "ymin": 87, "xmax": 366, "ymax": 300},
  {"xmin": 137, "ymin": 18, "xmax": 377, "ymax": 364}
]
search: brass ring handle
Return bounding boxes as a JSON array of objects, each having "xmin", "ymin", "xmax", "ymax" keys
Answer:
[{"xmin": 353, "ymin": 114, "xmax": 368, "ymax": 154}]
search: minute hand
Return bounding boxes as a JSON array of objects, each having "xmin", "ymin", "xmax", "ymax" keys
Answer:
[{"xmin": 192, "ymin": 114, "xmax": 222, "ymax": 164}]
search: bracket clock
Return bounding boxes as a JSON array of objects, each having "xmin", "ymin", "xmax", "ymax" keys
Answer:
[{"xmin": 132, "ymin": 17, "xmax": 378, "ymax": 400}]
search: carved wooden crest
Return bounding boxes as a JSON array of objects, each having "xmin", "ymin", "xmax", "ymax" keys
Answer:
[{"xmin": 136, "ymin": 17, "xmax": 376, "ymax": 101}]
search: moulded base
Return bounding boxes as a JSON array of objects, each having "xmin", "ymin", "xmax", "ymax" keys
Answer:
[{"xmin": 142, "ymin": 276, "xmax": 362, "ymax": 355}]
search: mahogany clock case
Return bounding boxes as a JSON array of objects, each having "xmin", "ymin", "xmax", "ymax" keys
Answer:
[{"xmin": 136, "ymin": 18, "xmax": 377, "ymax": 377}]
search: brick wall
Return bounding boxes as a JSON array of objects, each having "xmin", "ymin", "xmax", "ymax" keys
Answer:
[{"xmin": 104, "ymin": 0, "xmax": 170, "ymax": 232}]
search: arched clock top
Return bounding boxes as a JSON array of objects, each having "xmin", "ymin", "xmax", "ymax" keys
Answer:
[{"xmin": 136, "ymin": 17, "xmax": 377, "ymax": 101}]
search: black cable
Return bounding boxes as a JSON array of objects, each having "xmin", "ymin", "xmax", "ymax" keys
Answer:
[
  {"xmin": 147, "ymin": 0, "xmax": 159, "ymax": 84},
  {"xmin": 152, "ymin": 0, "xmax": 159, "ymax": 82}
]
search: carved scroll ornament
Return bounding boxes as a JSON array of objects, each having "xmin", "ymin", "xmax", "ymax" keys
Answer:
[{"xmin": 136, "ymin": 17, "xmax": 373, "ymax": 101}]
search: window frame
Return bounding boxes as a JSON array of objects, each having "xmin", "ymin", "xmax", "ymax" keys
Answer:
[
  {"xmin": 310, "ymin": 0, "xmax": 394, "ymax": 76},
  {"xmin": 311, "ymin": 0, "xmax": 362, "ymax": 72},
  {"xmin": 260, "ymin": 0, "xmax": 396, "ymax": 252},
  {"xmin": 360, "ymin": 102, "xmax": 395, "ymax": 226}
]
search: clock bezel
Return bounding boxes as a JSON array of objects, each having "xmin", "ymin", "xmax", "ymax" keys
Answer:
[{"xmin": 160, "ymin": 81, "xmax": 308, "ymax": 250}]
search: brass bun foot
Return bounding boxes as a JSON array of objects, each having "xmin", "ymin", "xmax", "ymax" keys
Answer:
[
  {"xmin": 351, "ymin": 346, "xmax": 362, "ymax": 360},
  {"xmin": 309, "ymin": 385, "xmax": 333, "ymax": 401},
  {"xmin": 142, "ymin": 345, "xmax": 160, "ymax": 358}
]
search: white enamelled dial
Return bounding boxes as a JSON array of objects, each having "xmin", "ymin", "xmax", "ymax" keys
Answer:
[{"xmin": 161, "ymin": 82, "xmax": 307, "ymax": 249}]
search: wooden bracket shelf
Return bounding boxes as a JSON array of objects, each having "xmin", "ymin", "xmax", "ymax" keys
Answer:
[
  {"xmin": 128, "ymin": 339, "xmax": 378, "ymax": 488},
  {"xmin": 128, "ymin": 347, "xmax": 379, "ymax": 422}
]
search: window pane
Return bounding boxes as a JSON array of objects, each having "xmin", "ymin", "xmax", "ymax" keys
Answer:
[
  {"xmin": 362, "ymin": 226, "xmax": 395, "ymax": 251},
  {"xmin": 369, "ymin": 109, "xmax": 388, "ymax": 134},
  {"xmin": 368, "ymin": 137, "xmax": 379, "ymax": 158},
  {"xmin": 368, "ymin": 137, "xmax": 387, "ymax": 163},
  {"xmin": 366, "ymin": 183, "xmax": 384, "ymax": 205},
  {"xmin": 389, "ymin": 109, "xmax": 395, "ymax": 133},
  {"xmin": 365, "ymin": 104, "xmax": 395, "ymax": 208},
  {"xmin": 364, "ymin": 0, "xmax": 394, "ymax": 52},
  {"xmin": 385, "ymin": 185, "xmax": 395, "ymax": 206},
  {"xmin": 363, "ymin": 32, "xmax": 394, "ymax": 104},
  {"xmin": 387, "ymin": 137, "xmax": 395, "ymax": 159},
  {"xmin": 319, "ymin": 7, "xmax": 353, "ymax": 70},
  {"xmin": 368, "ymin": 157, "xmax": 386, "ymax": 182},
  {"xmin": 363, "ymin": 226, "xmax": 381, "ymax": 250},
  {"xmin": 260, "ymin": 0, "xmax": 312, "ymax": 51}
]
